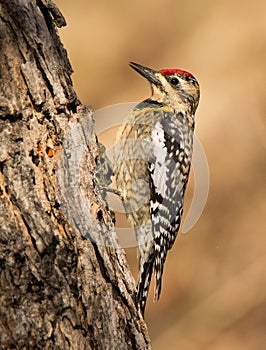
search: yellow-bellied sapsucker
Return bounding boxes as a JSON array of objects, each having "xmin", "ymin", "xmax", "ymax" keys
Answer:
[{"xmin": 113, "ymin": 62, "xmax": 200, "ymax": 315}]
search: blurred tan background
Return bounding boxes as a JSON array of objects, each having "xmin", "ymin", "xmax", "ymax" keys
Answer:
[{"xmin": 56, "ymin": 1, "xmax": 266, "ymax": 349}]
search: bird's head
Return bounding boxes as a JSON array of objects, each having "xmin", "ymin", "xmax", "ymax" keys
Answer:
[{"xmin": 129, "ymin": 62, "xmax": 200, "ymax": 115}]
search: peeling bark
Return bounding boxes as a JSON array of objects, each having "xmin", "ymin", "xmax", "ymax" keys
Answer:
[{"xmin": 0, "ymin": 1, "xmax": 151, "ymax": 349}]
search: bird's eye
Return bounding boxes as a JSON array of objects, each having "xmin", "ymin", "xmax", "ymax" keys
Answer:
[{"xmin": 170, "ymin": 77, "xmax": 179, "ymax": 86}]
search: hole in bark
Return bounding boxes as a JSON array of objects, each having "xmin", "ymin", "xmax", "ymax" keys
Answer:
[
  {"xmin": 97, "ymin": 210, "xmax": 103, "ymax": 222},
  {"xmin": 34, "ymin": 103, "xmax": 44, "ymax": 113},
  {"xmin": 14, "ymin": 252, "xmax": 26, "ymax": 265},
  {"xmin": 46, "ymin": 147, "xmax": 54, "ymax": 157},
  {"xmin": 43, "ymin": 109, "xmax": 52, "ymax": 120},
  {"xmin": 29, "ymin": 149, "xmax": 40, "ymax": 166},
  {"xmin": 54, "ymin": 202, "xmax": 60, "ymax": 209},
  {"xmin": 27, "ymin": 278, "xmax": 45, "ymax": 293}
]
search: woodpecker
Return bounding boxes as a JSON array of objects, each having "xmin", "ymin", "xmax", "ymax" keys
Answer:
[{"xmin": 113, "ymin": 62, "xmax": 200, "ymax": 315}]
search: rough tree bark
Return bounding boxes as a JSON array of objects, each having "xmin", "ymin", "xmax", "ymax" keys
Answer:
[{"xmin": 0, "ymin": 1, "xmax": 152, "ymax": 349}]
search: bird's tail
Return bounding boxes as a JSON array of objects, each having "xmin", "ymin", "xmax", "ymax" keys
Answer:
[
  {"xmin": 137, "ymin": 249, "xmax": 167, "ymax": 314},
  {"xmin": 136, "ymin": 253, "xmax": 155, "ymax": 316},
  {"xmin": 153, "ymin": 245, "xmax": 167, "ymax": 302}
]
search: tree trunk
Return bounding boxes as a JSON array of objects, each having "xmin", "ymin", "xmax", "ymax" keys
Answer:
[{"xmin": 0, "ymin": 1, "xmax": 151, "ymax": 349}]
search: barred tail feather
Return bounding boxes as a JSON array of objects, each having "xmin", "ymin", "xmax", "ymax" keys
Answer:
[
  {"xmin": 136, "ymin": 253, "xmax": 155, "ymax": 316},
  {"xmin": 154, "ymin": 243, "xmax": 167, "ymax": 302}
]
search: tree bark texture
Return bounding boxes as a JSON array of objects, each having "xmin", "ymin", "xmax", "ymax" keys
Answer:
[{"xmin": 0, "ymin": 1, "xmax": 151, "ymax": 349}]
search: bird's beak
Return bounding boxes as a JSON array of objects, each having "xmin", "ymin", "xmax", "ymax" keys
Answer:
[{"xmin": 129, "ymin": 62, "xmax": 161, "ymax": 87}]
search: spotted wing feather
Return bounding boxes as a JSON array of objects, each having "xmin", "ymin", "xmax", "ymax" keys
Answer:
[{"xmin": 149, "ymin": 111, "xmax": 194, "ymax": 300}]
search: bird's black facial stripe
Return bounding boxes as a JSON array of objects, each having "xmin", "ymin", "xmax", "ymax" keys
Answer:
[{"xmin": 166, "ymin": 74, "xmax": 198, "ymax": 86}]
